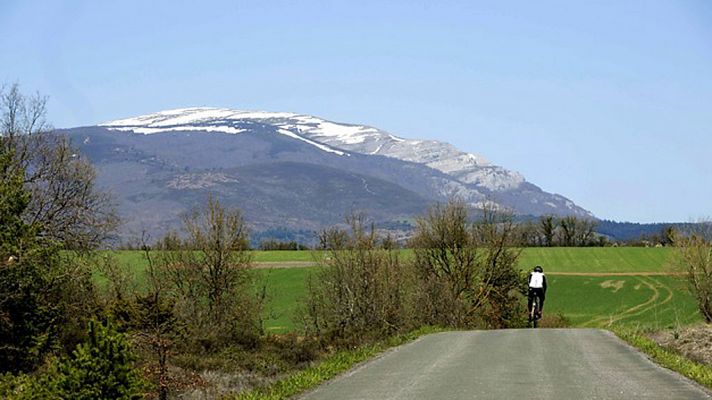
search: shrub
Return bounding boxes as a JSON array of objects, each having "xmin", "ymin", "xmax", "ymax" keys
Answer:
[
  {"xmin": 154, "ymin": 197, "xmax": 263, "ymax": 351},
  {"xmin": 674, "ymin": 225, "xmax": 712, "ymax": 322},
  {"xmin": 54, "ymin": 320, "xmax": 142, "ymax": 400},
  {"xmin": 410, "ymin": 201, "xmax": 525, "ymax": 329},
  {"xmin": 301, "ymin": 213, "xmax": 416, "ymax": 345}
]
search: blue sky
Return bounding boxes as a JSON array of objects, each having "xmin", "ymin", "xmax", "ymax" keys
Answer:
[{"xmin": 1, "ymin": 0, "xmax": 710, "ymax": 223}]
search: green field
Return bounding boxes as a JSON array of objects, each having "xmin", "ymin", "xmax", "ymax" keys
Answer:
[
  {"xmin": 518, "ymin": 247, "xmax": 676, "ymax": 273},
  {"xmin": 98, "ymin": 247, "xmax": 697, "ymax": 332},
  {"xmin": 105, "ymin": 246, "xmax": 676, "ymax": 272},
  {"xmin": 257, "ymin": 268, "xmax": 700, "ymax": 332},
  {"xmin": 257, "ymin": 268, "xmax": 312, "ymax": 333},
  {"xmin": 545, "ymin": 274, "xmax": 699, "ymax": 329}
]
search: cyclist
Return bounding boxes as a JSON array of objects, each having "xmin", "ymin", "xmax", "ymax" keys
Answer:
[{"xmin": 528, "ymin": 265, "xmax": 547, "ymax": 319}]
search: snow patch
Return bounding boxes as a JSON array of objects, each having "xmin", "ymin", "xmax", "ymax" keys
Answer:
[
  {"xmin": 370, "ymin": 143, "xmax": 384, "ymax": 155},
  {"xmin": 102, "ymin": 107, "xmax": 296, "ymax": 128},
  {"xmin": 276, "ymin": 129, "xmax": 348, "ymax": 156},
  {"xmin": 107, "ymin": 126, "xmax": 245, "ymax": 135}
]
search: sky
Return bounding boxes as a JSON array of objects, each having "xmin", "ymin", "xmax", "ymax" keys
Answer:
[{"xmin": 1, "ymin": 0, "xmax": 710, "ymax": 223}]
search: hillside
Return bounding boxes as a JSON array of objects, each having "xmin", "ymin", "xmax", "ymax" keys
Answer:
[{"xmin": 60, "ymin": 108, "xmax": 594, "ymax": 241}]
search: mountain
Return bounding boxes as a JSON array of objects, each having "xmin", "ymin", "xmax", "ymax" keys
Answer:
[{"xmin": 58, "ymin": 107, "xmax": 593, "ymax": 242}]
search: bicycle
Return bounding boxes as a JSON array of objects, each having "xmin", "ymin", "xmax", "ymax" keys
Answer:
[{"xmin": 529, "ymin": 296, "xmax": 541, "ymax": 328}]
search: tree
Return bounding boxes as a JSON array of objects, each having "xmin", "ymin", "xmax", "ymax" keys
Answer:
[
  {"xmin": 0, "ymin": 145, "xmax": 64, "ymax": 372},
  {"xmin": 1, "ymin": 83, "xmax": 118, "ymax": 250},
  {"xmin": 558, "ymin": 216, "xmax": 577, "ymax": 246},
  {"xmin": 473, "ymin": 209, "xmax": 526, "ymax": 328},
  {"xmin": 55, "ymin": 320, "xmax": 142, "ymax": 400},
  {"xmin": 0, "ymin": 86, "xmax": 107, "ymax": 373},
  {"xmin": 675, "ymin": 223, "xmax": 712, "ymax": 322},
  {"xmin": 539, "ymin": 215, "xmax": 557, "ymax": 247},
  {"xmin": 155, "ymin": 197, "xmax": 261, "ymax": 350},
  {"xmin": 0, "ymin": 146, "xmax": 34, "ymax": 260},
  {"xmin": 410, "ymin": 200, "xmax": 524, "ymax": 328},
  {"xmin": 557, "ymin": 215, "xmax": 598, "ymax": 246}
]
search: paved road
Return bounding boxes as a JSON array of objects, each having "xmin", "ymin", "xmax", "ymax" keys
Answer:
[{"xmin": 300, "ymin": 329, "xmax": 711, "ymax": 400}]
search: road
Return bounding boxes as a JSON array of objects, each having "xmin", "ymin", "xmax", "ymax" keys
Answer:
[{"xmin": 300, "ymin": 329, "xmax": 711, "ymax": 400}]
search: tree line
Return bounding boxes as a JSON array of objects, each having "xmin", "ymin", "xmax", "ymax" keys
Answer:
[{"xmin": 517, "ymin": 215, "xmax": 603, "ymax": 247}]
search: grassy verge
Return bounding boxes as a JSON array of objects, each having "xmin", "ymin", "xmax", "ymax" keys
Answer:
[
  {"xmin": 613, "ymin": 328, "xmax": 712, "ymax": 389},
  {"xmin": 233, "ymin": 326, "xmax": 448, "ymax": 400}
]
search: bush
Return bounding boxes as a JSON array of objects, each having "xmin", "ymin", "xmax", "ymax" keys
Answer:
[
  {"xmin": 0, "ymin": 320, "xmax": 142, "ymax": 400},
  {"xmin": 0, "ymin": 372, "xmax": 56, "ymax": 400},
  {"xmin": 153, "ymin": 198, "xmax": 263, "ymax": 351},
  {"xmin": 537, "ymin": 312, "xmax": 571, "ymax": 328},
  {"xmin": 54, "ymin": 320, "xmax": 142, "ymax": 400},
  {"xmin": 410, "ymin": 201, "xmax": 525, "ymax": 329},
  {"xmin": 674, "ymin": 226, "xmax": 712, "ymax": 322},
  {"xmin": 301, "ymin": 213, "xmax": 416, "ymax": 346}
]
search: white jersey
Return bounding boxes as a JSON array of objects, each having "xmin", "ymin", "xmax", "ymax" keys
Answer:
[{"xmin": 529, "ymin": 272, "xmax": 545, "ymax": 289}]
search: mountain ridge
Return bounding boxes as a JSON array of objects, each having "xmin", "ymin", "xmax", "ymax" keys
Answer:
[{"xmin": 59, "ymin": 107, "xmax": 593, "ymax": 240}]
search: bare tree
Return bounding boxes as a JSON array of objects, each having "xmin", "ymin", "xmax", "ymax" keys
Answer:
[
  {"xmin": 558, "ymin": 216, "xmax": 577, "ymax": 246},
  {"xmin": 410, "ymin": 200, "xmax": 524, "ymax": 328},
  {"xmin": 1, "ymin": 83, "xmax": 117, "ymax": 249},
  {"xmin": 302, "ymin": 212, "xmax": 414, "ymax": 344},
  {"xmin": 156, "ymin": 197, "xmax": 261, "ymax": 350},
  {"xmin": 539, "ymin": 215, "xmax": 557, "ymax": 247},
  {"xmin": 674, "ymin": 222, "xmax": 712, "ymax": 323}
]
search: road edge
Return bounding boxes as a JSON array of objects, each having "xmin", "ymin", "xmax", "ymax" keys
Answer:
[
  {"xmin": 609, "ymin": 328, "xmax": 712, "ymax": 395},
  {"xmin": 234, "ymin": 326, "xmax": 449, "ymax": 400}
]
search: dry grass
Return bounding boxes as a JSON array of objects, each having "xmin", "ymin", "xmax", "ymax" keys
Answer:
[{"xmin": 649, "ymin": 324, "xmax": 712, "ymax": 365}]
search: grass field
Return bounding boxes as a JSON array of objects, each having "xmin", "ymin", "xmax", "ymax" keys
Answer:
[
  {"xmin": 97, "ymin": 247, "xmax": 697, "ymax": 332},
  {"xmin": 545, "ymin": 274, "xmax": 699, "ymax": 329},
  {"xmin": 257, "ymin": 268, "xmax": 700, "ymax": 332},
  {"xmin": 518, "ymin": 247, "xmax": 676, "ymax": 273},
  {"xmin": 257, "ymin": 268, "xmax": 313, "ymax": 333},
  {"xmin": 104, "ymin": 246, "xmax": 677, "ymax": 271}
]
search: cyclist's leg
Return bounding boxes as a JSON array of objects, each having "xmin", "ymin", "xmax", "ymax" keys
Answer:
[
  {"xmin": 527, "ymin": 288, "xmax": 535, "ymax": 314},
  {"xmin": 536, "ymin": 289, "xmax": 545, "ymax": 317}
]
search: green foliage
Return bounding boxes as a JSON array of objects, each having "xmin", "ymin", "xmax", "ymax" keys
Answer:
[
  {"xmin": 0, "ymin": 371, "xmax": 58, "ymax": 400},
  {"xmin": 0, "ymin": 146, "xmax": 64, "ymax": 372},
  {"xmin": 0, "ymin": 320, "xmax": 141, "ymax": 400},
  {"xmin": 54, "ymin": 320, "xmax": 141, "ymax": 400},
  {"xmin": 0, "ymin": 147, "xmax": 34, "ymax": 257}
]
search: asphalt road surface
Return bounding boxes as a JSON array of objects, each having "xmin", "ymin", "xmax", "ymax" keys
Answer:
[{"xmin": 300, "ymin": 329, "xmax": 711, "ymax": 400}]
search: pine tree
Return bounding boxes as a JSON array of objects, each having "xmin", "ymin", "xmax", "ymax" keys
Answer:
[
  {"xmin": 55, "ymin": 320, "xmax": 142, "ymax": 400},
  {"xmin": 0, "ymin": 147, "xmax": 34, "ymax": 260},
  {"xmin": 0, "ymin": 146, "xmax": 62, "ymax": 372}
]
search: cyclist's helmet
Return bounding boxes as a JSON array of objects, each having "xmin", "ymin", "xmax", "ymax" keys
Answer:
[{"xmin": 534, "ymin": 265, "xmax": 543, "ymax": 273}]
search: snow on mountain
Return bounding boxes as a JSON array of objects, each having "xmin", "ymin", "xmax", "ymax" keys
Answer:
[{"xmin": 101, "ymin": 107, "xmax": 524, "ymax": 192}]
